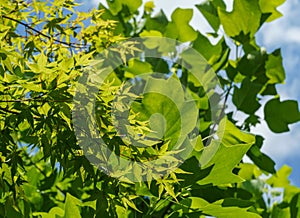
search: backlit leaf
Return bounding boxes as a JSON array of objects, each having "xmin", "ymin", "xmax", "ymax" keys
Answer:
[
  {"xmin": 265, "ymin": 49, "xmax": 285, "ymax": 84},
  {"xmin": 165, "ymin": 8, "xmax": 197, "ymax": 42},
  {"xmin": 218, "ymin": 0, "xmax": 261, "ymax": 40},
  {"xmin": 259, "ymin": 0, "xmax": 286, "ymax": 22}
]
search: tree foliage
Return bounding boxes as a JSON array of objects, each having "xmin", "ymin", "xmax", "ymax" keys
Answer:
[{"xmin": 0, "ymin": 0, "xmax": 299, "ymax": 217}]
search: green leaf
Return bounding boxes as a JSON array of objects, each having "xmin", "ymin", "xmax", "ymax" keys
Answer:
[
  {"xmin": 192, "ymin": 32, "xmax": 223, "ymax": 64},
  {"xmin": 271, "ymin": 204, "xmax": 290, "ymax": 218},
  {"xmin": 177, "ymin": 197, "xmax": 261, "ymax": 217},
  {"xmin": 23, "ymin": 184, "xmax": 43, "ymax": 210},
  {"xmin": 218, "ymin": 0, "xmax": 261, "ymax": 40},
  {"xmin": 165, "ymin": 8, "xmax": 197, "ymax": 42},
  {"xmin": 122, "ymin": 197, "xmax": 142, "ymax": 213},
  {"xmin": 1, "ymin": 0, "xmax": 299, "ymax": 216},
  {"xmin": 21, "ymin": 82, "xmax": 44, "ymax": 92},
  {"xmin": 226, "ymin": 61, "xmax": 245, "ymax": 83},
  {"xmin": 232, "ymin": 78, "xmax": 262, "ymax": 114},
  {"xmin": 107, "ymin": 0, "xmax": 142, "ymax": 15},
  {"xmin": 196, "ymin": 0, "xmax": 226, "ymax": 32},
  {"xmin": 4, "ymin": 198, "xmax": 23, "ymax": 218},
  {"xmin": 259, "ymin": 0, "xmax": 286, "ymax": 22},
  {"xmin": 131, "ymin": 76, "xmax": 198, "ymax": 147},
  {"xmin": 125, "ymin": 58, "xmax": 153, "ymax": 78},
  {"xmin": 265, "ymin": 49, "xmax": 285, "ymax": 84},
  {"xmin": 247, "ymin": 135, "xmax": 276, "ymax": 173},
  {"xmin": 34, "ymin": 207, "xmax": 64, "ymax": 218},
  {"xmin": 238, "ymin": 163, "xmax": 262, "ymax": 180},
  {"xmin": 267, "ymin": 165, "xmax": 300, "ymax": 201},
  {"xmin": 237, "ymin": 50, "xmax": 266, "ymax": 77},
  {"xmin": 144, "ymin": 1, "xmax": 155, "ymax": 13},
  {"xmin": 290, "ymin": 193, "xmax": 300, "ymax": 218},
  {"xmin": 163, "ymin": 181, "xmax": 178, "ymax": 201},
  {"xmin": 0, "ymin": 163, "xmax": 12, "ymax": 185},
  {"xmin": 198, "ymin": 118, "xmax": 255, "ymax": 185},
  {"xmin": 176, "ymin": 197, "xmax": 209, "ymax": 213},
  {"xmin": 201, "ymin": 199, "xmax": 261, "ymax": 218},
  {"xmin": 145, "ymin": 10, "xmax": 169, "ymax": 32},
  {"xmin": 267, "ymin": 165, "xmax": 292, "ymax": 187},
  {"xmin": 63, "ymin": 193, "xmax": 82, "ymax": 218},
  {"xmin": 217, "ymin": 118, "xmax": 256, "ymax": 146},
  {"xmin": 264, "ymin": 98, "xmax": 300, "ymax": 133}
]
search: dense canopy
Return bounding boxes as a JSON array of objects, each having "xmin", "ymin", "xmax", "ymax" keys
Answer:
[{"xmin": 0, "ymin": 0, "xmax": 299, "ymax": 217}]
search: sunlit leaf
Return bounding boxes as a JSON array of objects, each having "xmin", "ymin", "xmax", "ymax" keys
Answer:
[
  {"xmin": 265, "ymin": 49, "xmax": 285, "ymax": 84},
  {"xmin": 165, "ymin": 8, "xmax": 197, "ymax": 42},
  {"xmin": 218, "ymin": 0, "xmax": 261, "ymax": 40},
  {"xmin": 198, "ymin": 118, "xmax": 255, "ymax": 185},
  {"xmin": 259, "ymin": 0, "xmax": 286, "ymax": 22}
]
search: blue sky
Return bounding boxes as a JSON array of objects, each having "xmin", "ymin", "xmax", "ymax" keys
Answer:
[
  {"xmin": 83, "ymin": 0, "xmax": 300, "ymax": 186},
  {"xmin": 255, "ymin": 0, "xmax": 300, "ymax": 186}
]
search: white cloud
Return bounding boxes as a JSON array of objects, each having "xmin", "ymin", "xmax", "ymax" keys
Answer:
[
  {"xmin": 252, "ymin": 121, "xmax": 300, "ymax": 161},
  {"xmin": 261, "ymin": 24, "xmax": 300, "ymax": 47},
  {"xmin": 91, "ymin": 0, "xmax": 107, "ymax": 7},
  {"xmin": 259, "ymin": 0, "xmax": 300, "ymax": 47}
]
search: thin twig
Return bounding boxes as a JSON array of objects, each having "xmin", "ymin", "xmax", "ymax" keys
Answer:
[
  {"xmin": 2, "ymin": 15, "xmax": 87, "ymax": 49},
  {"xmin": 206, "ymin": 83, "xmax": 233, "ymax": 144},
  {"xmin": 0, "ymin": 98, "xmax": 72, "ymax": 103}
]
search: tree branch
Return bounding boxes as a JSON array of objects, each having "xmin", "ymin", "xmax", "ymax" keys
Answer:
[
  {"xmin": 0, "ymin": 98, "xmax": 72, "ymax": 103},
  {"xmin": 204, "ymin": 83, "xmax": 233, "ymax": 145},
  {"xmin": 2, "ymin": 15, "xmax": 88, "ymax": 49}
]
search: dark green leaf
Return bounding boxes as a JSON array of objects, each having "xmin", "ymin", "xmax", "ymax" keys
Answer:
[
  {"xmin": 264, "ymin": 98, "xmax": 300, "ymax": 133},
  {"xmin": 233, "ymin": 78, "xmax": 262, "ymax": 114},
  {"xmin": 247, "ymin": 136, "xmax": 276, "ymax": 174},
  {"xmin": 196, "ymin": 0, "xmax": 226, "ymax": 32}
]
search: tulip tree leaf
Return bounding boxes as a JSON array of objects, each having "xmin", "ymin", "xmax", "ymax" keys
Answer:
[
  {"xmin": 264, "ymin": 98, "xmax": 300, "ymax": 133},
  {"xmin": 265, "ymin": 49, "xmax": 285, "ymax": 84},
  {"xmin": 165, "ymin": 8, "xmax": 198, "ymax": 42},
  {"xmin": 247, "ymin": 135, "xmax": 276, "ymax": 174},
  {"xmin": 125, "ymin": 59, "xmax": 153, "ymax": 78},
  {"xmin": 218, "ymin": 0, "xmax": 261, "ymax": 40},
  {"xmin": 196, "ymin": 0, "xmax": 226, "ymax": 32},
  {"xmin": 266, "ymin": 165, "xmax": 300, "ymax": 202},
  {"xmin": 233, "ymin": 78, "xmax": 262, "ymax": 114},
  {"xmin": 107, "ymin": 0, "xmax": 142, "ymax": 15},
  {"xmin": 177, "ymin": 197, "xmax": 261, "ymax": 217},
  {"xmin": 145, "ymin": 10, "xmax": 169, "ymax": 32},
  {"xmin": 192, "ymin": 32, "xmax": 223, "ymax": 64},
  {"xmin": 131, "ymin": 76, "xmax": 198, "ymax": 146},
  {"xmin": 259, "ymin": 0, "xmax": 286, "ymax": 22},
  {"xmin": 63, "ymin": 193, "xmax": 82, "ymax": 218},
  {"xmin": 198, "ymin": 118, "xmax": 255, "ymax": 185}
]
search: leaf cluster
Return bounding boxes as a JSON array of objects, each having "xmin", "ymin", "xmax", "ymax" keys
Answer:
[{"xmin": 0, "ymin": 0, "xmax": 299, "ymax": 217}]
